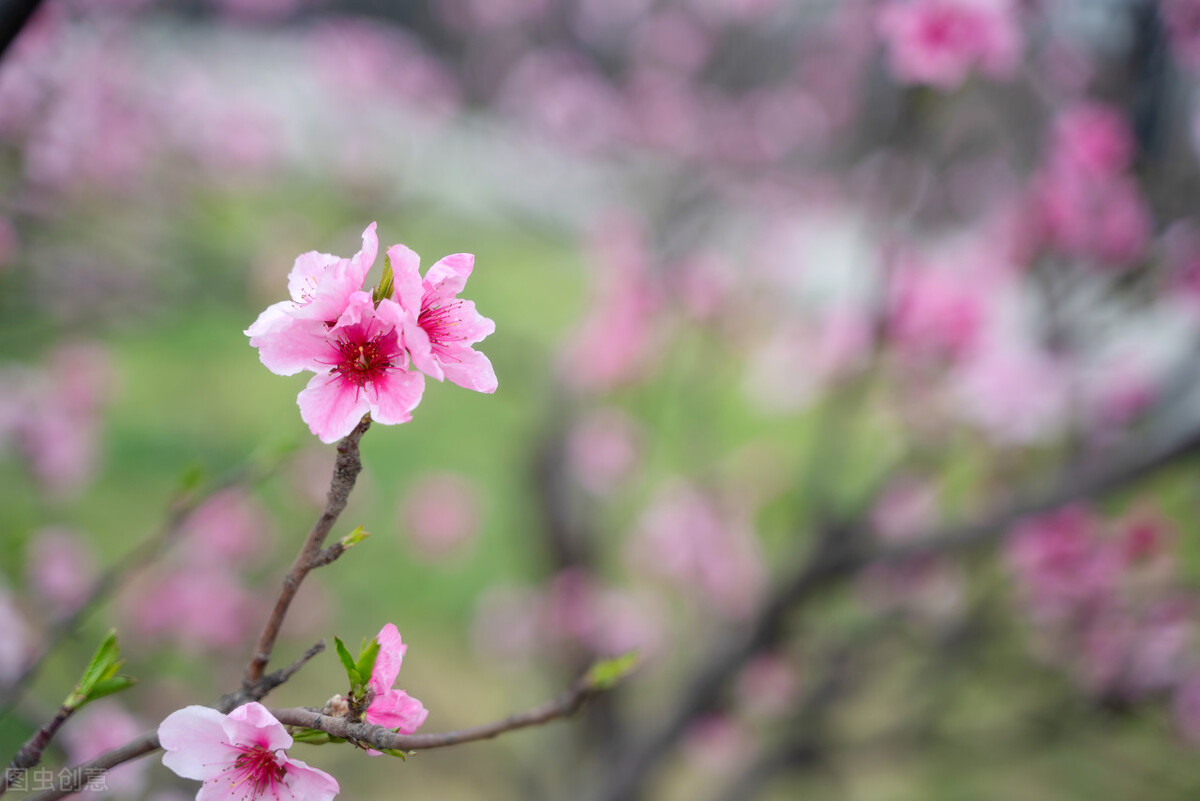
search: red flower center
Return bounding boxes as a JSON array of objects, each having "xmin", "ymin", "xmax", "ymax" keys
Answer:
[
  {"xmin": 226, "ymin": 745, "xmax": 288, "ymax": 799},
  {"xmin": 332, "ymin": 333, "xmax": 394, "ymax": 387}
]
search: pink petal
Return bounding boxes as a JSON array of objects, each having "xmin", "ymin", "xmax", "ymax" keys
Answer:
[
  {"xmin": 364, "ymin": 368, "xmax": 425, "ymax": 426},
  {"xmin": 445, "ymin": 299, "xmax": 496, "ymax": 345},
  {"xmin": 369, "ymin": 623, "xmax": 407, "ymax": 691},
  {"xmin": 365, "ymin": 689, "xmax": 428, "ymax": 734},
  {"xmin": 223, "ymin": 703, "xmax": 293, "ymax": 752},
  {"xmin": 244, "ymin": 300, "xmax": 292, "ymax": 338},
  {"xmin": 387, "ymin": 244, "xmax": 424, "ymax": 313},
  {"xmin": 278, "ymin": 755, "xmax": 340, "ymax": 801},
  {"xmin": 158, "ymin": 706, "xmax": 234, "ymax": 781},
  {"xmin": 286, "ymin": 250, "xmax": 341, "ymax": 304},
  {"xmin": 403, "ymin": 317, "xmax": 441, "ymax": 381},
  {"xmin": 297, "ymin": 373, "xmax": 372, "ymax": 444},
  {"xmin": 347, "ymin": 222, "xmax": 379, "ymax": 287},
  {"xmin": 251, "ymin": 317, "xmax": 338, "ymax": 377},
  {"xmin": 440, "ymin": 348, "xmax": 498, "ymax": 394},
  {"xmin": 422, "ymin": 253, "xmax": 474, "ymax": 297}
]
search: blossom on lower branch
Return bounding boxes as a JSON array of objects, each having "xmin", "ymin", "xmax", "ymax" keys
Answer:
[
  {"xmin": 364, "ymin": 623, "xmax": 428, "ymax": 734},
  {"xmin": 158, "ymin": 703, "xmax": 339, "ymax": 801}
]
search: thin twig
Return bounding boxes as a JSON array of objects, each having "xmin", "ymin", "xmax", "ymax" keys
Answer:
[
  {"xmin": 270, "ymin": 679, "xmax": 599, "ymax": 752},
  {"xmin": 0, "ymin": 0, "xmax": 43, "ymax": 63},
  {"xmin": 243, "ymin": 418, "xmax": 370, "ymax": 689},
  {"xmin": 0, "ymin": 704, "xmax": 74, "ymax": 796}
]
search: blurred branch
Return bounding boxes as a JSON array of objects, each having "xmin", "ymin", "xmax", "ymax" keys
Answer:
[
  {"xmin": 589, "ymin": 418, "xmax": 1200, "ymax": 801},
  {"xmin": 0, "ymin": 702, "xmax": 74, "ymax": 796},
  {"xmin": 242, "ymin": 417, "xmax": 370, "ymax": 689},
  {"xmin": 0, "ymin": 0, "xmax": 42, "ymax": 63},
  {"xmin": 0, "ymin": 466, "xmax": 258, "ymax": 718},
  {"xmin": 271, "ymin": 675, "xmax": 601, "ymax": 752}
]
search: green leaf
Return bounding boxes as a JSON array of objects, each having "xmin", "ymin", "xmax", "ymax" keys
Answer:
[
  {"xmin": 377, "ymin": 748, "xmax": 413, "ymax": 760},
  {"xmin": 83, "ymin": 676, "xmax": 137, "ymax": 704},
  {"xmin": 334, "ymin": 637, "xmax": 362, "ymax": 686},
  {"xmin": 583, "ymin": 651, "xmax": 639, "ymax": 691},
  {"xmin": 338, "ymin": 526, "xmax": 370, "ymax": 550},
  {"xmin": 291, "ymin": 728, "xmax": 333, "ymax": 745},
  {"xmin": 373, "ymin": 254, "xmax": 395, "ymax": 305},
  {"xmin": 65, "ymin": 631, "xmax": 125, "ymax": 709},
  {"xmin": 355, "ymin": 638, "xmax": 381, "ymax": 685}
]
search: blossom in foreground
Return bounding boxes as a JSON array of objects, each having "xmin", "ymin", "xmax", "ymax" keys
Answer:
[
  {"xmin": 158, "ymin": 702, "xmax": 339, "ymax": 801},
  {"xmin": 364, "ymin": 623, "xmax": 428, "ymax": 734},
  {"xmin": 390, "ymin": 245, "xmax": 498, "ymax": 393}
]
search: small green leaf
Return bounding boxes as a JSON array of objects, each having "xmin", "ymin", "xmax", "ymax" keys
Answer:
[
  {"xmin": 339, "ymin": 526, "xmax": 370, "ymax": 550},
  {"xmin": 373, "ymin": 254, "xmax": 395, "ymax": 305},
  {"xmin": 377, "ymin": 748, "xmax": 413, "ymax": 760},
  {"xmin": 65, "ymin": 631, "xmax": 125, "ymax": 709},
  {"xmin": 83, "ymin": 676, "xmax": 137, "ymax": 704},
  {"xmin": 334, "ymin": 637, "xmax": 362, "ymax": 686},
  {"xmin": 291, "ymin": 728, "xmax": 333, "ymax": 745},
  {"xmin": 584, "ymin": 651, "xmax": 639, "ymax": 691},
  {"xmin": 356, "ymin": 638, "xmax": 381, "ymax": 685},
  {"xmin": 177, "ymin": 465, "xmax": 207, "ymax": 493}
]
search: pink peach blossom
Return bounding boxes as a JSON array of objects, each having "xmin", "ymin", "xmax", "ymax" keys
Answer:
[
  {"xmin": 877, "ymin": 0, "xmax": 1021, "ymax": 89},
  {"xmin": 180, "ymin": 488, "xmax": 275, "ymax": 566},
  {"xmin": 390, "ymin": 245, "xmax": 498, "ymax": 394},
  {"xmin": 26, "ymin": 527, "xmax": 97, "ymax": 617},
  {"xmin": 400, "ymin": 472, "xmax": 482, "ymax": 558},
  {"xmin": 364, "ymin": 623, "xmax": 428, "ymax": 735},
  {"xmin": 158, "ymin": 703, "xmax": 338, "ymax": 801}
]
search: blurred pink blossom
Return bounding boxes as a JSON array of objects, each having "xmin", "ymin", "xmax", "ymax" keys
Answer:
[
  {"xmin": 566, "ymin": 407, "xmax": 643, "ymax": 496},
  {"xmin": 1006, "ymin": 506, "xmax": 1117, "ymax": 623},
  {"xmin": 128, "ymin": 567, "xmax": 259, "ymax": 652},
  {"xmin": 870, "ymin": 477, "xmax": 938, "ymax": 542},
  {"xmin": 889, "ymin": 260, "xmax": 987, "ymax": 363},
  {"xmin": 0, "ymin": 588, "xmax": 31, "ymax": 684},
  {"xmin": 26, "ymin": 527, "xmax": 97, "ymax": 617},
  {"xmin": 682, "ymin": 715, "xmax": 755, "ymax": 773},
  {"xmin": 628, "ymin": 481, "xmax": 765, "ymax": 619},
  {"xmin": 559, "ymin": 214, "xmax": 663, "ymax": 392},
  {"xmin": 180, "ymin": 488, "xmax": 275, "ymax": 566},
  {"xmin": 950, "ymin": 341, "xmax": 1069, "ymax": 444},
  {"xmin": 877, "ymin": 0, "xmax": 1021, "ymax": 89},
  {"xmin": 1162, "ymin": 0, "xmax": 1200, "ymax": 72},
  {"xmin": 630, "ymin": 9, "xmax": 714, "ymax": 76},
  {"xmin": 61, "ymin": 702, "xmax": 147, "ymax": 798},
  {"xmin": 400, "ymin": 472, "xmax": 482, "ymax": 558},
  {"xmin": 735, "ymin": 654, "xmax": 800, "ymax": 719},
  {"xmin": 1049, "ymin": 103, "xmax": 1135, "ymax": 177}
]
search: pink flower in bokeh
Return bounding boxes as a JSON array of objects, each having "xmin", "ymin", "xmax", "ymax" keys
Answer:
[
  {"xmin": 560, "ymin": 214, "xmax": 663, "ymax": 393},
  {"xmin": 735, "ymin": 654, "xmax": 800, "ymax": 719},
  {"xmin": 26, "ymin": 527, "xmax": 97, "ymax": 617},
  {"xmin": 889, "ymin": 261, "xmax": 986, "ymax": 363},
  {"xmin": 0, "ymin": 588, "xmax": 31, "ymax": 684},
  {"xmin": 364, "ymin": 623, "xmax": 428, "ymax": 735},
  {"xmin": 180, "ymin": 488, "xmax": 275, "ymax": 566},
  {"xmin": 62, "ymin": 702, "xmax": 147, "ymax": 798},
  {"xmin": 129, "ymin": 567, "xmax": 258, "ymax": 652},
  {"xmin": 877, "ymin": 0, "xmax": 1021, "ymax": 89},
  {"xmin": 159, "ymin": 703, "xmax": 339, "ymax": 801},
  {"xmin": 400, "ymin": 472, "xmax": 482, "ymax": 559},
  {"xmin": 391, "ymin": 245, "xmax": 498, "ymax": 394},
  {"xmin": 1006, "ymin": 506, "xmax": 1118, "ymax": 623},
  {"xmin": 682, "ymin": 715, "xmax": 755, "ymax": 773},
  {"xmin": 950, "ymin": 341, "xmax": 1069, "ymax": 444},
  {"xmin": 628, "ymin": 481, "xmax": 765, "ymax": 619},
  {"xmin": 1049, "ymin": 103, "xmax": 1135, "ymax": 177},
  {"xmin": 566, "ymin": 407, "xmax": 643, "ymax": 496}
]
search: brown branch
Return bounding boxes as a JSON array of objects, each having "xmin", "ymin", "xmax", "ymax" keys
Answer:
[
  {"xmin": 270, "ymin": 679, "xmax": 599, "ymax": 752},
  {"xmin": 0, "ymin": 0, "xmax": 43, "ymax": 63},
  {"xmin": 242, "ymin": 418, "xmax": 370, "ymax": 688},
  {"xmin": 0, "ymin": 704, "xmax": 74, "ymax": 796}
]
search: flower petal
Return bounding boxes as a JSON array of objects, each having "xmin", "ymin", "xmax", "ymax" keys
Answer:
[
  {"xmin": 297, "ymin": 373, "xmax": 372, "ymax": 444},
  {"xmin": 280, "ymin": 755, "xmax": 341, "ymax": 801},
  {"xmin": 223, "ymin": 702, "xmax": 293, "ymax": 752},
  {"xmin": 365, "ymin": 689, "xmax": 428, "ymax": 734},
  {"xmin": 364, "ymin": 368, "xmax": 425, "ymax": 426},
  {"xmin": 387, "ymin": 244, "xmax": 424, "ymax": 313},
  {"xmin": 369, "ymin": 623, "xmax": 407, "ymax": 691},
  {"xmin": 403, "ymin": 317, "xmax": 441, "ymax": 381},
  {"xmin": 158, "ymin": 706, "xmax": 234, "ymax": 781},
  {"xmin": 347, "ymin": 222, "xmax": 379, "ymax": 287},
  {"xmin": 287, "ymin": 250, "xmax": 341, "ymax": 304},
  {"xmin": 439, "ymin": 348, "xmax": 498, "ymax": 394},
  {"xmin": 423, "ymin": 253, "xmax": 474, "ymax": 298},
  {"xmin": 251, "ymin": 317, "xmax": 338, "ymax": 376}
]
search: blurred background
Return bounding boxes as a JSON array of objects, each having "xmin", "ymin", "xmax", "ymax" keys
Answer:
[{"xmin": 4, "ymin": 0, "xmax": 1200, "ymax": 798}]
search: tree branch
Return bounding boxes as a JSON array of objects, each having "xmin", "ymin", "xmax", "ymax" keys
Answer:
[
  {"xmin": 270, "ymin": 678, "xmax": 599, "ymax": 752},
  {"xmin": 0, "ymin": 0, "xmax": 42, "ymax": 63},
  {"xmin": 0, "ymin": 704, "xmax": 74, "ymax": 796},
  {"xmin": 242, "ymin": 418, "xmax": 370, "ymax": 688}
]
